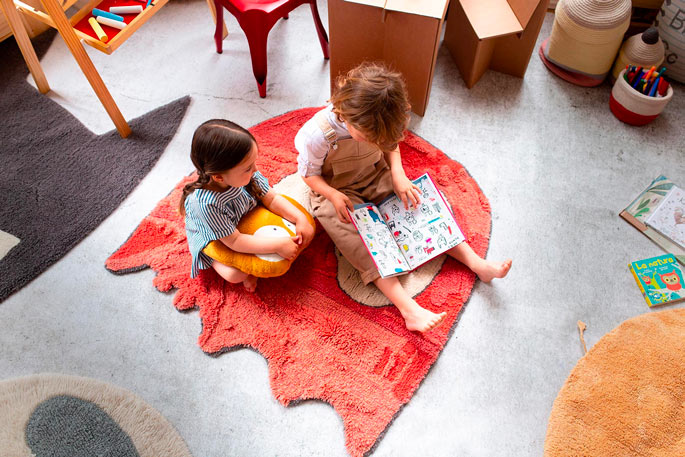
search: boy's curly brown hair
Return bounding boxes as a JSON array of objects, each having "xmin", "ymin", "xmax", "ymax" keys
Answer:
[{"xmin": 330, "ymin": 62, "xmax": 410, "ymax": 152}]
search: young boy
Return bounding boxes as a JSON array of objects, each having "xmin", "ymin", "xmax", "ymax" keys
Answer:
[{"xmin": 295, "ymin": 63, "xmax": 512, "ymax": 332}]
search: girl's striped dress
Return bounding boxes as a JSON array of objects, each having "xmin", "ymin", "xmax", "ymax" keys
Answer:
[{"xmin": 184, "ymin": 171, "xmax": 270, "ymax": 278}]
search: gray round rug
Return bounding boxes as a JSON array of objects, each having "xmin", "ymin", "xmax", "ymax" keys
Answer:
[{"xmin": 0, "ymin": 373, "xmax": 193, "ymax": 457}]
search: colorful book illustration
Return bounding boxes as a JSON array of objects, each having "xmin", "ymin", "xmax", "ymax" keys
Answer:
[
  {"xmin": 347, "ymin": 173, "xmax": 465, "ymax": 278},
  {"xmin": 629, "ymin": 254, "xmax": 685, "ymax": 307},
  {"xmin": 645, "ymin": 186, "xmax": 685, "ymax": 250},
  {"xmin": 620, "ymin": 175, "xmax": 685, "ymax": 265}
]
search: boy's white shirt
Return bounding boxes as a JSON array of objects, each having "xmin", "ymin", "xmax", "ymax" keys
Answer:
[{"xmin": 294, "ymin": 105, "xmax": 354, "ymax": 177}]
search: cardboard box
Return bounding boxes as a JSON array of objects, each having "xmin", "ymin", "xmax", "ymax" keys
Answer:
[
  {"xmin": 444, "ymin": 0, "xmax": 549, "ymax": 88},
  {"xmin": 328, "ymin": 0, "xmax": 450, "ymax": 116}
]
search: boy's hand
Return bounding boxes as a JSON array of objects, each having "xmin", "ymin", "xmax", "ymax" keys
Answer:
[
  {"xmin": 276, "ymin": 236, "xmax": 301, "ymax": 260},
  {"xmin": 330, "ymin": 190, "xmax": 353, "ymax": 223},
  {"xmin": 392, "ymin": 175, "xmax": 421, "ymax": 210},
  {"xmin": 295, "ymin": 219, "xmax": 315, "ymax": 247}
]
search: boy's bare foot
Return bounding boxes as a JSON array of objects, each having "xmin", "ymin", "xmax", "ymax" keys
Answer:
[
  {"xmin": 402, "ymin": 307, "xmax": 447, "ymax": 333},
  {"xmin": 475, "ymin": 259, "xmax": 512, "ymax": 282},
  {"xmin": 242, "ymin": 275, "xmax": 258, "ymax": 292}
]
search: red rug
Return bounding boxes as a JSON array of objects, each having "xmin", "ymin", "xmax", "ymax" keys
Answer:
[{"xmin": 106, "ymin": 107, "xmax": 491, "ymax": 456}]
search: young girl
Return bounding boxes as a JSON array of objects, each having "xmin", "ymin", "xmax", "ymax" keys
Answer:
[
  {"xmin": 180, "ymin": 119, "xmax": 315, "ymax": 292},
  {"xmin": 295, "ymin": 63, "xmax": 512, "ymax": 333}
]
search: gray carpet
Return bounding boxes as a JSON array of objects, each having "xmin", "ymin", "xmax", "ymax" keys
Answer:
[{"xmin": 0, "ymin": 31, "xmax": 190, "ymax": 303}]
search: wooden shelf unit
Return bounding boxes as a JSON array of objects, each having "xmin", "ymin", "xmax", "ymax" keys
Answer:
[{"xmin": 0, "ymin": 0, "xmax": 169, "ymax": 137}]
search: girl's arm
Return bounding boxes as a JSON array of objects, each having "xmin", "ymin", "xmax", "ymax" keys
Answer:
[
  {"xmin": 260, "ymin": 190, "xmax": 315, "ymax": 247},
  {"xmin": 302, "ymin": 175, "xmax": 353, "ymax": 223},
  {"xmin": 384, "ymin": 147, "xmax": 421, "ymax": 210},
  {"xmin": 220, "ymin": 229, "xmax": 300, "ymax": 260}
]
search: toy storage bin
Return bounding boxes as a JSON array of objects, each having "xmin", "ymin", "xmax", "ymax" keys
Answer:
[
  {"xmin": 610, "ymin": 28, "xmax": 664, "ymax": 82},
  {"xmin": 544, "ymin": 0, "xmax": 632, "ymax": 84},
  {"xmin": 657, "ymin": 0, "xmax": 685, "ymax": 83},
  {"xmin": 610, "ymin": 69, "xmax": 674, "ymax": 125}
]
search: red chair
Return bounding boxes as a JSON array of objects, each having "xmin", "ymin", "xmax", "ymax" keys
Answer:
[{"xmin": 213, "ymin": 0, "xmax": 330, "ymax": 97}]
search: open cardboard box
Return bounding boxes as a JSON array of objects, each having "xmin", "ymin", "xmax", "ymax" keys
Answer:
[
  {"xmin": 444, "ymin": 0, "xmax": 549, "ymax": 88},
  {"xmin": 328, "ymin": 0, "xmax": 449, "ymax": 116}
]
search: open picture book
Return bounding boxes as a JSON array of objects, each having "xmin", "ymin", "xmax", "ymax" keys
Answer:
[
  {"xmin": 620, "ymin": 175, "xmax": 685, "ymax": 265},
  {"xmin": 644, "ymin": 186, "xmax": 685, "ymax": 250},
  {"xmin": 347, "ymin": 173, "xmax": 465, "ymax": 278}
]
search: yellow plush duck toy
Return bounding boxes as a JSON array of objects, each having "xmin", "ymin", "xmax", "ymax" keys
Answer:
[{"xmin": 202, "ymin": 195, "xmax": 315, "ymax": 278}]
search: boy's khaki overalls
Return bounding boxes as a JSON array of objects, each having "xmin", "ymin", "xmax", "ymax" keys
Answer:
[{"xmin": 310, "ymin": 110, "xmax": 395, "ymax": 285}]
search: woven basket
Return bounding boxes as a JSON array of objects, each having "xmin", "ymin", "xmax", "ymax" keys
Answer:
[
  {"xmin": 610, "ymin": 69, "xmax": 674, "ymax": 125},
  {"xmin": 546, "ymin": 0, "xmax": 632, "ymax": 78},
  {"xmin": 611, "ymin": 29, "xmax": 665, "ymax": 81}
]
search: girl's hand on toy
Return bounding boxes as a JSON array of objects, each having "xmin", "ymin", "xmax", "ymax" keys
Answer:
[
  {"xmin": 276, "ymin": 236, "xmax": 301, "ymax": 260},
  {"xmin": 295, "ymin": 219, "xmax": 315, "ymax": 247},
  {"xmin": 393, "ymin": 176, "xmax": 421, "ymax": 210},
  {"xmin": 330, "ymin": 190, "xmax": 353, "ymax": 223}
]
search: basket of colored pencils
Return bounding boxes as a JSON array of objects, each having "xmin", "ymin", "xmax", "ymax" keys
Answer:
[{"xmin": 610, "ymin": 66, "xmax": 674, "ymax": 126}]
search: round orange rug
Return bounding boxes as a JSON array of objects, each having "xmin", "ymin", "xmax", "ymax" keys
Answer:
[{"xmin": 544, "ymin": 308, "xmax": 685, "ymax": 456}]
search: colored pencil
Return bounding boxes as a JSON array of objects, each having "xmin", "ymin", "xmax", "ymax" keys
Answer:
[{"xmin": 643, "ymin": 65, "xmax": 656, "ymax": 81}]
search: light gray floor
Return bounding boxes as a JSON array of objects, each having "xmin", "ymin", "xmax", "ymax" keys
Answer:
[{"xmin": 2, "ymin": 2, "xmax": 684, "ymax": 456}]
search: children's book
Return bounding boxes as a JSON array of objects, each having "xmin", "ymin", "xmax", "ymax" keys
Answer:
[
  {"xmin": 644, "ymin": 186, "xmax": 685, "ymax": 250},
  {"xmin": 620, "ymin": 175, "xmax": 685, "ymax": 265},
  {"xmin": 629, "ymin": 254, "xmax": 685, "ymax": 307},
  {"xmin": 347, "ymin": 173, "xmax": 465, "ymax": 278}
]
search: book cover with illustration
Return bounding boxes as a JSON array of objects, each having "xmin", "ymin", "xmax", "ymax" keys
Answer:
[
  {"xmin": 620, "ymin": 175, "xmax": 684, "ymax": 265},
  {"xmin": 629, "ymin": 254, "xmax": 685, "ymax": 307},
  {"xmin": 645, "ymin": 186, "xmax": 685, "ymax": 250},
  {"xmin": 347, "ymin": 173, "xmax": 465, "ymax": 278}
]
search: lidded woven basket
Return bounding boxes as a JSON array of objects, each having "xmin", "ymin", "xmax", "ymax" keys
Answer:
[
  {"xmin": 545, "ymin": 0, "xmax": 632, "ymax": 80},
  {"xmin": 611, "ymin": 28, "xmax": 665, "ymax": 81}
]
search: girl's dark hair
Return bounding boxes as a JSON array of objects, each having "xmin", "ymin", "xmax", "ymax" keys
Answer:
[{"xmin": 179, "ymin": 119, "xmax": 264, "ymax": 215}]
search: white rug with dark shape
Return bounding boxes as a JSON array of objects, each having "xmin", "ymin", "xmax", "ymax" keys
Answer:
[
  {"xmin": 0, "ymin": 31, "xmax": 190, "ymax": 303},
  {"xmin": 0, "ymin": 373, "xmax": 193, "ymax": 457}
]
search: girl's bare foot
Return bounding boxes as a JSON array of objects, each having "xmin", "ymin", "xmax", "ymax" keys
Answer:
[
  {"xmin": 474, "ymin": 259, "xmax": 512, "ymax": 282},
  {"xmin": 402, "ymin": 307, "xmax": 447, "ymax": 333},
  {"xmin": 242, "ymin": 275, "xmax": 258, "ymax": 292}
]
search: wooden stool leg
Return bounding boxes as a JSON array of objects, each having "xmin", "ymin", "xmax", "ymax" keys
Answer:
[
  {"xmin": 1, "ymin": 0, "xmax": 50, "ymax": 93},
  {"xmin": 206, "ymin": 0, "xmax": 227, "ymax": 40},
  {"xmin": 40, "ymin": 0, "xmax": 131, "ymax": 137}
]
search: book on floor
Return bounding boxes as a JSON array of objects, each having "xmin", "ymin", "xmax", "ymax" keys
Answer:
[
  {"xmin": 644, "ymin": 186, "xmax": 685, "ymax": 250},
  {"xmin": 629, "ymin": 254, "xmax": 685, "ymax": 307},
  {"xmin": 347, "ymin": 173, "xmax": 465, "ymax": 279},
  {"xmin": 620, "ymin": 175, "xmax": 685, "ymax": 265}
]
